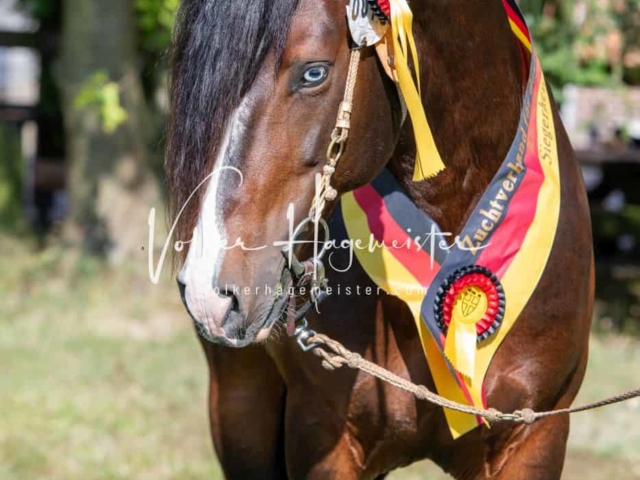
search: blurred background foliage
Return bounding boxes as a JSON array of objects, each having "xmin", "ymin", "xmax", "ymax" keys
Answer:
[
  {"xmin": 19, "ymin": 0, "xmax": 179, "ymax": 54},
  {"xmin": 74, "ymin": 71, "xmax": 129, "ymax": 134},
  {"xmin": 521, "ymin": 0, "xmax": 640, "ymax": 92},
  {"xmin": 15, "ymin": 0, "xmax": 55, "ymax": 19},
  {"xmin": 135, "ymin": 0, "xmax": 178, "ymax": 56}
]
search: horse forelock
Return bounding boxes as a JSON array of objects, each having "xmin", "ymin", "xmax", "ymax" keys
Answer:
[{"xmin": 166, "ymin": 0, "xmax": 302, "ymax": 260}]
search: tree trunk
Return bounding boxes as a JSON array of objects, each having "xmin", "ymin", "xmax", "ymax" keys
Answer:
[
  {"xmin": 0, "ymin": 123, "xmax": 23, "ymax": 230},
  {"xmin": 58, "ymin": 0, "xmax": 160, "ymax": 261}
]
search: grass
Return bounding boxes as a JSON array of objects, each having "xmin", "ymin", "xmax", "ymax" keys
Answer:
[
  {"xmin": 1, "ymin": 234, "xmax": 640, "ymax": 479},
  {"xmin": 0, "ymin": 237, "xmax": 221, "ymax": 480}
]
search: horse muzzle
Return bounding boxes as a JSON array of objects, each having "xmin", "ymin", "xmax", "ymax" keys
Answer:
[
  {"xmin": 177, "ymin": 261, "xmax": 295, "ymax": 347},
  {"xmin": 177, "ymin": 281, "xmax": 273, "ymax": 347}
]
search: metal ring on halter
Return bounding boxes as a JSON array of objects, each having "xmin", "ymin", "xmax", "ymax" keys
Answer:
[
  {"xmin": 294, "ymin": 318, "xmax": 319, "ymax": 352},
  {"xmin": 326, "ymin": 136, "xmax": 346, "ymax": 162},
  {"xmin": 290, "ymin": 217, "xmax": 331, "ymax": 262},
  {"xmin": 293, "ymin": 284, "xmax": 330, "ymax": 323}
]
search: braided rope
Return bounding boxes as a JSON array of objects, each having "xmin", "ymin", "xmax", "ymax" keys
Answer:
[
  {"xmin": 310, "ymin": 49, "xmax": 362, "ymax": 222},
  {"xmin": 307, "ymin": 333, "xmax": 640, "ymax": 425}
]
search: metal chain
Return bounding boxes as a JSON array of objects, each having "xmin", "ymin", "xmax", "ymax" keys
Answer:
[
  {"xmin": 309, "ymin": 48, "xmax": 362, "ymax": 222},
  {"xmin": 302, "ymin": 332, "xmax": 640, "ymax": 425}
]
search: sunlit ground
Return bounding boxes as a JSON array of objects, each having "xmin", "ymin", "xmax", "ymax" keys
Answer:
[{"xmin": 1, "ymin": 235, "xmax": 640, "ymax": 479}]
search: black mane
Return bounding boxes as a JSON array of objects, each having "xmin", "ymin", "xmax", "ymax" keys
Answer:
[{"xmin": 166, "ymin": 0, "xmax": 301, "ymax": 249}]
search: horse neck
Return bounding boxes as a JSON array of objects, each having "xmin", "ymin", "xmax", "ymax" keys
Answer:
[{"xmin": 387, "ymin": 0, "xmax": 526, "ymax": 235}]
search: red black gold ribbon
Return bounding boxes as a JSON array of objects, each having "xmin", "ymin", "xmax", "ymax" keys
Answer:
[{"xmin": 341, "ymin": 0, "xmax": 560, "ymax": 438}]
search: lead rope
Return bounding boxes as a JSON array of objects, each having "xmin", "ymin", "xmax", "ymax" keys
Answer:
[
  {"xmin": 303, "ymin": 333, "xmax": 640, "ymax": 424},
  {"xmin": 298, "ymin": 48, "xmax": 640, "ymax": 426}
]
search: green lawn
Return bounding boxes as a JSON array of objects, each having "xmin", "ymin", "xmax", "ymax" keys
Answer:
[{"xmin": 1, "ymin": 235, "xmax": 640, "ymax": 479}]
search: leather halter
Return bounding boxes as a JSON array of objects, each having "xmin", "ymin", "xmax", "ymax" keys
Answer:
[{"xmin": 280, "ymin": 48, "xmax": 363, "ymax": 348}]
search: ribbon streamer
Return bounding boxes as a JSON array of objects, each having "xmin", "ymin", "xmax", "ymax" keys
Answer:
[
  {"xmin": 387, "ymin": 0, "xmax": 446, "ymax": 180},
  {"xmin": 444, "ymin": 316, "xmax": 477, "ymax": 380}
]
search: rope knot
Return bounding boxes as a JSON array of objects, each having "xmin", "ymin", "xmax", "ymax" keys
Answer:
[
  {"xmin": 416, "ymin": 386, "xmax": 431, "ymax": 401},
  {"xmin": 314, "ymin": 348, "xmax": 346, "ymax": 371},
  {"xmin": 514, "ymin": 408, "xmax": 536, "ymax": 425},
  {"xmin": 330, "ymin": 127, "xmax": 348, "ymax": 144},
  {"xmin": 485, "ymin": 408, "xmax": 501, "ymax": 423},
  {"xmin": 346, "ymin": 352, "xmax": 362, "ymax": 369},
  {"xmin": 325, "ymin": 187, "xmax": 338, "ymax": 201}
]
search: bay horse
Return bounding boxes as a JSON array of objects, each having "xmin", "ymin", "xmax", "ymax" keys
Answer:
[{"xmin": 166, "ymin": 0, "xmax": 594, "ymax": 478}]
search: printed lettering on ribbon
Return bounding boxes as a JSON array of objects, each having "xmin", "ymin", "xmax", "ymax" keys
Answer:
[{"xmin": 346, "ymin": 0, "xmax": 388, "ymax": 47}]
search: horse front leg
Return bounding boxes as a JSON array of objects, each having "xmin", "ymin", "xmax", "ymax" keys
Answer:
[
  {"xmin": 482, "ymin": 415, "xmax": 570, "ymax": 480},
  {"xmin": 202, "ymin": 341, "xmax": 287, "ymax": 480},
  {"xmin": 283, "ymin": 384, "xmax": 365, "ymax": 480},
  {"xmin": 466, "ymin": 346, "xmax": 589, "ymax": 480}
]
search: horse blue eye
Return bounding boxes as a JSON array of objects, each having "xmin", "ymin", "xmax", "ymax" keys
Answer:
[{"xmin": 302, "ymin": 65, "xmax": 329, "ymax": 86}]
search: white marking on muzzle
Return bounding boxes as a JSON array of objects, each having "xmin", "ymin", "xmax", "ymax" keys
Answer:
[{"xmin": 178, "ymin": 97, "xmax": 250, "ymax": 331}]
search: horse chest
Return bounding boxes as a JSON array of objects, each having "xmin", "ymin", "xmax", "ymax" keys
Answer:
[{"xmin": 269, "ymin": 295, "xmax": 447, "ymax": 469}]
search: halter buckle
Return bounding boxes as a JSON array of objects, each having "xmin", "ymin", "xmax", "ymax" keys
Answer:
[{"xmin": 294, "ymin": 318, "xmax": 320, "ymax": 352}]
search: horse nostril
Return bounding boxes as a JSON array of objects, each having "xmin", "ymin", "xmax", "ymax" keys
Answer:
[
  {"xmin": 178, "ymin": 279, "xmax": 238, "ymax": 326},
  {"xmin": 217, "ymin": 286, "xmax": 247, "ymax": 340},
  {"xmin": 218, "ymin": 287, "xmax": 241, "ymax": 313},
  {"xmin": 178, "ymin": 278, "xmax": 250, "ymax": 342},
  {"xmin": 177, "ymin": 279, "xmax": 189, "ymax": 308}
]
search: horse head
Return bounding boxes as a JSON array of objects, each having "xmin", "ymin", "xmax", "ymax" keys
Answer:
[{"xmin": 167, "ymin": 0, "xmax": 401, "ymax": 346}]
